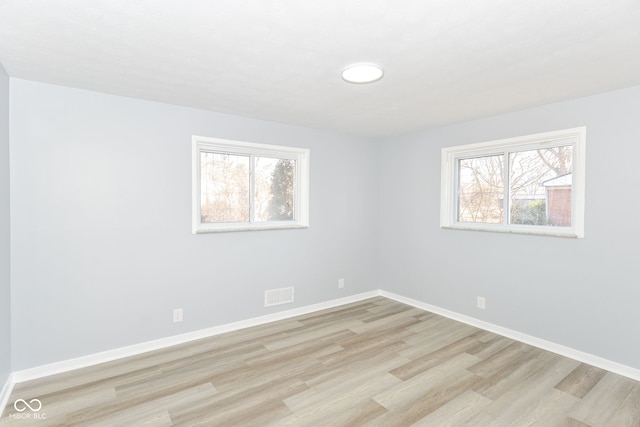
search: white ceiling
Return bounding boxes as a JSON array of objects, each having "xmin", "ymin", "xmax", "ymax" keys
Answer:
[{"xmin": 1, "ymin": 1, "xmax": 640, "ymax": 138}]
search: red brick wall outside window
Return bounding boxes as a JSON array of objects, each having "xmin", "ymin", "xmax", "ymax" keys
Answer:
[{"xmin": 547, "ymin": 186, "xmax": 571, "ymax": 226}]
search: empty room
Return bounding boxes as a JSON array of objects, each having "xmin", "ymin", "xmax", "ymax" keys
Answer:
[{"xmin": 1, "ymin": 1, "xmax": 640, "ymax": 426}]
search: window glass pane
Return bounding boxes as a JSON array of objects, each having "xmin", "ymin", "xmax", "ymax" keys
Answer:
[
  {"xmin": 458, "ymin": 155, "xmax": 504, "ymax": 224},
  {"xmin": 254, "ymin": 157, "xmax": 296, "ymax": 221},
  {"xmin": 509, "ymin": 146, "xmax": 572, "ymax": 226},
  {"xmin": 200, "ymin": 152, "xmax": 250, "ymax": 223}
]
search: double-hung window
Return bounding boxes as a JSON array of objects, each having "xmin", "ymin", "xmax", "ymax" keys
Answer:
[
  {"xmin": 440, "ymin": 127, "xmax": 586, "ymax": 238},
  {"xmin": 192, "ymin": 136, "xmax": 309, "ymax": 233}
]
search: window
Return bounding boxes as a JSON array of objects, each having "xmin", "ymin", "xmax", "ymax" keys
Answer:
[
  {"xmin": 441, "ymin": 127, "xmax": 586, "ymax": 238},
  {"xmin": 192, "ymin": 136, "xmax": 309, "ymax": 233}
]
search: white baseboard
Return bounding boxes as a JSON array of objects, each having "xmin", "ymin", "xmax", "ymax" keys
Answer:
[
  {"xmin": 10, "ymin": 289, "xmax": 640, "ymax": 386},
  {"xmin": 380, "ymin": 290, "xmax": 640, "ymax": 382},
  {"xmin": 0, "ymin": 373, "xmax": 15, "ymax": 420},
  {"xmin": 11, "ymin": 290, "xmax": 381, "ymax": 383}
]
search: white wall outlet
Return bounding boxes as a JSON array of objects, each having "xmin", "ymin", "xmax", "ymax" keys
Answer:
[
  {"xmin": 338, "ymin": 278, "xmax": 345, "ymax": 288},
  {"xmin": 477, "ymin": 296, "xmax": 486, "ymax": 310},
  {"xmin": 173, "ymin": 308, "xmax": 183, "ymax": 322}
]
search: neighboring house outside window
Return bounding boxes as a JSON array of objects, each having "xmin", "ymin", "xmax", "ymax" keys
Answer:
[{"xmin": 542, "ymin": 173, "xmax": 572, "ymax": 227}]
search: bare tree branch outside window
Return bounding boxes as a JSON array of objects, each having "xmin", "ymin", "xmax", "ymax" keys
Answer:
[
  {"xmin": 458, "ymin": 146, "xmax": 572, "ymax": 226},
  {"xmin": 200, "ymin": 152, "xmax": 250, "ymax": 223}
]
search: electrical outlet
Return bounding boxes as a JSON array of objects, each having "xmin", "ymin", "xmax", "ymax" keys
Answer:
[
  {"xmin": 338, "ymin": 278, "xmax": 345, "ymax": 288},
  {"xmin": 173, "ymin": 308, "xmax": 183, "ymax": 322},
  {"xmin": 477, "ymin": 297, "xmax": 486, "ymax": 310}
]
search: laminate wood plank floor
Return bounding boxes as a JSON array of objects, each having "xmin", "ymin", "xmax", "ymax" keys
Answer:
[{"xmin": 2, "ymin": 297, "xmax": 639, "ymax": 426}]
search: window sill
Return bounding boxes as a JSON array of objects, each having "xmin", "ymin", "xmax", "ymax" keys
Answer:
[
  {"xmin": 194, "ymin": 223, "xmax": 309, "ymax": 234},
  {"xmin": 441, "ymin": 224, "xmax": 581, "ymax": 238}
]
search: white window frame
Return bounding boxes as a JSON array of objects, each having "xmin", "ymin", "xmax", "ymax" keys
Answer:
[
  {"xmin": 440, "ymin": 127, "xmax": 586, "ymax": 238},
  {"xmin": 192, "ymin": 136, "xmax": 310, "ymax": 233}
]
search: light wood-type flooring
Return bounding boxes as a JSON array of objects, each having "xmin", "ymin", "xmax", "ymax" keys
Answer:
[{"xmin": 1, "ymin": 297, "xmax": 639, "ymax": 426}]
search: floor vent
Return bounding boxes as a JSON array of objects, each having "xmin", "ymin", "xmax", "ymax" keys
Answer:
[{"xmin": 264, "ymin": 287, "xmax": 295, "ymax": 307}]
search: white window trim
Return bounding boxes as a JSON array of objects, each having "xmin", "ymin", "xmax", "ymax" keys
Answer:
[
  {"xmin": 440, "ymin": 127, "xmax": 586, "ymax": 238},
  {"xmin": 192, "ymin": 136, "xmax": 310, "ymax": 233}
]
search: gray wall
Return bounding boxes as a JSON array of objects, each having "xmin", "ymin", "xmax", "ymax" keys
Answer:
[
  {"xmin": 8, "ymin": 76, "xmax": 640, "ymax": 373},
  {"xmin": 379, "ymin": 85, "xmax": 640, "ymax": 369},
  {"xmin": 0, "ymin": 66, "xmax": 11, "ymax": 384},
  {"xmin": 9, "ymin": 79, "xmax": 380, "ymax": 370}
]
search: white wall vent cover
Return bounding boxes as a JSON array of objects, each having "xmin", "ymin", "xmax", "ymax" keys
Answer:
[{"xmin": 264, "ymin": 287, "xmax": 295, "ymax": 307}]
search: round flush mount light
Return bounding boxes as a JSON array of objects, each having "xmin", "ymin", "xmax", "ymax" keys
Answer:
[{"xmin": 341, "ymin": 63, "xmax": 384, "ymax": 84}]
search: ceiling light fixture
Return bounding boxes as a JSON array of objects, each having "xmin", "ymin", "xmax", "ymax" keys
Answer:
[{"xmin": 341, "ymin": 63, "xmax": 384, "ymax": 84}]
